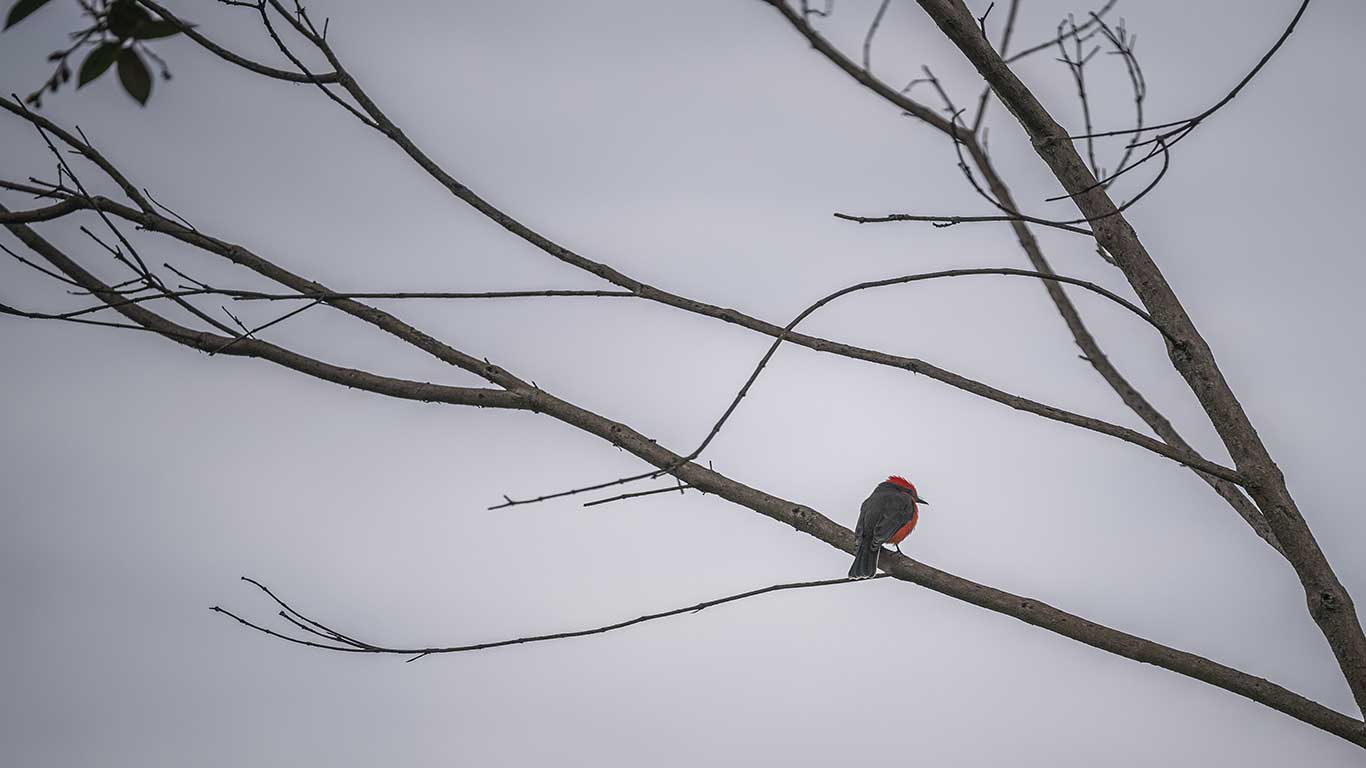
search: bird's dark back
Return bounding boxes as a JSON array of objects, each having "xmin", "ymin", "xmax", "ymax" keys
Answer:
[{"xmin": 856, "ymin": 482, "xmax": 916, "ymax": 541}]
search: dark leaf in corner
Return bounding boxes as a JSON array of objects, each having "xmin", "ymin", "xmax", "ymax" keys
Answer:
[{"xmin": 4, "ymin": 0, "xmax": 55, "ymax": 30}]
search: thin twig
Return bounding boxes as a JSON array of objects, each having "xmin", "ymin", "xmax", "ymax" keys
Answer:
[
  {"xmin": 583, "ymin": 483, "xmax": 695, "ymax": 508},
  {"xmin": 862, "ymin": 0, "xmax": 891, "ymax": 71},
  {"xmin": 214, "ymin": 574, "xmax": 890, "ymax": 659},
  {"xmin": 209, "ymin": 298, "xmax": 322, "ymax": 355},
  {"xmin": 1001, "ymin": 0, "xmax": 1118, "ymax": 63},
  {"xmin": 976, "ymin": 2, "xmax": 995, "ymax": 38},
  {"xmin": 1053, "ymin": 0, "xmax": 1311, "ymax": 199}
]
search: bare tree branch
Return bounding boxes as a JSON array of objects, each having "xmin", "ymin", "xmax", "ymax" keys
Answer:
[
  {"xmin": 758, "ymin": 0, "xmax": 1284, "ymax": 555},
  {"xmin": 834, "ymin": 209, "xmax": 1092, "ymax": 235},
  {"xmin": 861, "ymin": 0, "xmax": 892, "ymax": 71},
  {"xmin": 912, "ymin": 0, "xmax": 1365, "ymax": 715},
  {"xmin": 4, "ymin": 169, "xmax": 1243, "ymax": 497}
]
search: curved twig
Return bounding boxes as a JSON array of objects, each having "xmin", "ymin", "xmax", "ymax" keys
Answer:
[
  {"xmin": 1071, "ymin": 0, "xmax": 1310, "ymax": 141},
  {"xmin": 674, "ymin": 266, "xmax": 1177, "ymax": 464},
  {"xmin": 214, "ymin": 574, "xmax": 890, "ymax": 661},
  {"xmin": 497, "ymin": 264, "xmax": 1219, "ymax": 510},
  {"xmin": 1051, "ymin": 0, "xmax": 1311, "ymax": 200},
  {"xmin": 861, "ymin": 0, "xmax": 892, "ymax": 70}
]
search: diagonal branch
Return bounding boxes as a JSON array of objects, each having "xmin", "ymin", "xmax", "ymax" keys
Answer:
[
  {"xmin": 14, "ymin": 188, "xmax": 1242, "ymax": 490},
  {"xmin": 758, "ymin": 0, "xmax": 1283, "ymax": 555},
  {"xmin": 912, "ymin": 0, "xmax": 1364, "ymax": 716},
  {"xmin": 962, "ymin": 143, "xmax": 1282, "ymax": 554}
]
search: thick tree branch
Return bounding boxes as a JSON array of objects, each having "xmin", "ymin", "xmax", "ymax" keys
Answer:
[
  {"xmin": 963, "ymin": 143, "xmax": 1282, "ymax": 554},
  {"xmin": 220, "ymin": 433, "xmax": 1366, "ymax": 746},
  {"xmin": 758, "ymin": 0, "xmax": 1284, "ymax": 554},
  {"xmin": 913, "ymin": 0, "xmax": 1366, "ymax": 715}
]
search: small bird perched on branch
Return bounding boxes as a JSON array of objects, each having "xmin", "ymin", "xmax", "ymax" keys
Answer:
[{"xmin": 848, "ymin": 475, "xmax": 929, "ymax": 579}]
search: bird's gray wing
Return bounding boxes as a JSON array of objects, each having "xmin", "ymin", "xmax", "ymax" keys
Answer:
[
  {"xmin": 869, "ymin": 491, "xmax": 915, "ymax": 543},
  {"xmin": 853, "ymin": 492, "xmax": 878, "ymax": 542}
]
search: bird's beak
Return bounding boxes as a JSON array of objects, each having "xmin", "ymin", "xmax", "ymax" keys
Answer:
[{"xmin": 915, "ymin": 496, "xmax": 929, "ymax": 505}]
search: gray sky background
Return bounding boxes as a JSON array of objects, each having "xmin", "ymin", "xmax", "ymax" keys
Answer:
[{"xmin": 3, "ymin": 1, "xmax": 1365, "ymax": 765}]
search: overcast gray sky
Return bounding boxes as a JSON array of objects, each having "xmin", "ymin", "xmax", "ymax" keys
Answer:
[{"xmin": 3, "ymin": 0, "xmax": 1365, "ymax": 765}]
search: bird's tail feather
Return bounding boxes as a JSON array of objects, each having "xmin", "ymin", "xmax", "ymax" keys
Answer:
[{"xmin": 848, "ymin": 539, "xmax": 879, "ymax": 579}]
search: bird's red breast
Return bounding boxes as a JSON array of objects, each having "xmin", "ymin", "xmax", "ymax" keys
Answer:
[{"xmin": 887, "ymin": 507, "xmax": 919, "ymax": 544}]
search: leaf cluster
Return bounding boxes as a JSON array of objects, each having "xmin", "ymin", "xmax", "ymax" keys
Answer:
[{"xmin": 5, "ymin": 0, "xmax": 191, "ymax": 107}]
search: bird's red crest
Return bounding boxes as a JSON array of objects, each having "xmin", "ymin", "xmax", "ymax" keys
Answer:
[{"xmin": 886, "ymin": 475, "xmax": 914, "ymax": 491}]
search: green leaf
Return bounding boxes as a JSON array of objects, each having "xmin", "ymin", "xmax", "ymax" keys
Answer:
[
  {"xmin": 131, "ymin": 19, "xmax": 190, "ymax": 40},
  {"xmin": 78, "ymin": 42, "xmax": 120, "ymax": 88},
  {"xmin": 116, "ymin": 47, "xmax": 151, "ymax": 105},
  {"xmin": 106, "ymin": 0, "xmax": 150, "ymax": 39},
  {"xmin": 5, "ymin": 0, "xmax": 55, "ymax": 30}
]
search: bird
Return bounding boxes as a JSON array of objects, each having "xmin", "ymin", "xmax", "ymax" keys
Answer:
[{"xmin": 848, "ymin": 475, "xmax": 929, "ymax": 579}]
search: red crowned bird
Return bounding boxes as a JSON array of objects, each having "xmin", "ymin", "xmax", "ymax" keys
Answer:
[{"xmin": 848, "ymin": 475, "xmax": 928, "ymax": 579}]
